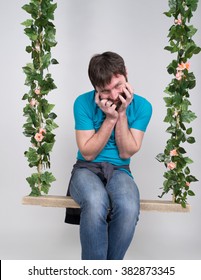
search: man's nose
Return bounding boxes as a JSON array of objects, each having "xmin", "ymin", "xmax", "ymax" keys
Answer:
[{"xmin": 110, "ymin": 89, "xmax": 119, "ymax": 100}]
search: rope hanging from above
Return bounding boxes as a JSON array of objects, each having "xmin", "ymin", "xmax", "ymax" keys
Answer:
[{"xmin": 156, "ymin": 0, "xmax": 200, "ymax": 207}]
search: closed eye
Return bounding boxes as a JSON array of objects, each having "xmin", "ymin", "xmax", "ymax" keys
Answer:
[{"xmin": 114, "ymin": 82, "xmax": 123, "ymax": 89}]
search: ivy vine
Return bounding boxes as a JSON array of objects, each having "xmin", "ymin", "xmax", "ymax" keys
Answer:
[
  {"xmin": 156, "ymin": 0, "xmax": 200, "ymax": 207},
  {"xmin": 22, "ymin": 0, "xmax": 58, "ymax": 196}
]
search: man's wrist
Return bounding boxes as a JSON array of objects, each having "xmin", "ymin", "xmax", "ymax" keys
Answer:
[
  {"xmin": 105, "ymin": 115, "xmax": 118, "ymax": 125},
  {"xmin": 117, "ymin": 110, "xmax": 127, "ymax": 119}
]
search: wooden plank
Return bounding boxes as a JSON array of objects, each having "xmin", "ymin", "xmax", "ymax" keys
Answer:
[
  {"xmin": 140, "ymin": 199, "xmax": 190, "ymax": 212},
  {"xmin": 22, "ymin": 195, "xmax": 190, "ymax": 212}
]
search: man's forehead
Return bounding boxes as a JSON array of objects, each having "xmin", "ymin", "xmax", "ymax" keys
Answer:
[{"xmin": 100, "ymin": 75, "xmax": 125, "ymax": 90}]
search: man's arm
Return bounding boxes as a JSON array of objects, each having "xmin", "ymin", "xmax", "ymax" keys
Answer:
[
  {"xmin": 114, "ymin": 83, "xmax": 144, "ymax": 159},
  {"xmin": 115, "ymin": 111, "xmax": 144, "ymax": 159},
  {"xmin": 76, "ymin": 118, "xmax": 116, "ymax": 161},
  {"xmin": 76, "ymin": 92, "xmax": 118, "ymax": 161}
]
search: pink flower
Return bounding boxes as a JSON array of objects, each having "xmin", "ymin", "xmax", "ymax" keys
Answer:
[
  {"xmin": 167, "ymin": 162, "xmax": 176, "ymax": 170},
  {"xmin": 177, "ymin": 62, "xmax": 190, "ymax": 71},
  {"xmin": 34, "ymin": 87, "xmax": 41, "ymax": 95},
  {"xmin": 39, "ymin": 128, "xmax": 46, "ymax": 135},
  {"xmin": 29, "ymin": 98, "xmax": 37, "ymax": 107},
  {"xmin": 34, "ymin": 133, "xmax": 44, "ymax": 142},
  {"xmin": 177, "ymin": 63, "xmax": 185, "ymax": 71},
  {"xmin": 175, "ymin": 62, "xmax": 190, "ymax": 80},
  {"xmin": 170, "ymin": 149, "xmax": 178, "ymax": 156},
  {"xmin": 174, "ymin": 18, "xmax": 182, "ymax": 25},
  {"xmin": 185, "ymin": 62, "xmax": 190, "ymax": 70},
  {"xmin": 186, "ymin": 182, "xmax": 190, "ymax": 188},
  {"xmin": 175, "ymin": 71, "xmax": 183, "ymax": 80}
]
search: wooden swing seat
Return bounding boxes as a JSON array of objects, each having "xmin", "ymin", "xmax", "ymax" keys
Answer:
[{"xmin": 22, "ymin": 195, "xmax": 190, "ymax": 212}]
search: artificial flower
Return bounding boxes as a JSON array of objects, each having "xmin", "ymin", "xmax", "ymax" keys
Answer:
[
  {"xmin": 170, "ymin": 149, "xmax": 178, "ymax": 156},
  {"xmin": 39, "ymin": 128, "xmax": 46, "ymax": 135},
  {"xmin": 34, "ymin": 87, "xmax": 41, "ymax": 95},
  {"xmin": 175, "ymin": 71, "xmax": 183, "ymax": 80},
  {"xmin": 186, "ymin": 182, "xmax": 190, "ymax": 188},
  {"xmin": 29, "ymin": 98, "xmax": 37, "ymax": 107},
  {"xmin": 167, "ymin": 162, "xmax": 176, "ymax": 170},
  {"xmin": 34, "ymin": 132, "xmax": 44, "ymax": 142},
  {"xmin": 174, "ymin": 18, "xmax": 182, "ymax": 25},
  {"xmin": 177, "ymin": 62, "xmax": 190, "ymax": 71}
]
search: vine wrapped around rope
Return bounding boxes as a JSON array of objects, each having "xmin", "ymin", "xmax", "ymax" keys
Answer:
[
  {"xmin": 156, "ymin": 0, "xmax": 200, "ymax": 207},
  {"xmin": 22, "ymin": 0, "xmax": 58, "ymax": 196}
]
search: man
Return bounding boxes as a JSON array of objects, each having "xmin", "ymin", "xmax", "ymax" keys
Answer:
[{"xmin": 65, "ymin": 51, "xmax": 152, "ymax": 260}]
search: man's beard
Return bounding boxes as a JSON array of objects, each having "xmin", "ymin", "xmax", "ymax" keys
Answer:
[{"xmin": 114, "ymin": 92, "xmax": 127, "ymax": 111}]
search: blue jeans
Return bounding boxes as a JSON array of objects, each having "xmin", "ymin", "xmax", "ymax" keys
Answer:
[{"xmin": 69, "ymin": 168, "xmax": 140, "ymax": 260}]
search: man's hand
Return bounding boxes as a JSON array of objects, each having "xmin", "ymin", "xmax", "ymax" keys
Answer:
[
  {"xmin": 95, "ymin": 92, "xmax": 118, "ymax": 121},
  {"xmin": 117, "ymin": 82, "xmax": 134, "ymax": 113}
]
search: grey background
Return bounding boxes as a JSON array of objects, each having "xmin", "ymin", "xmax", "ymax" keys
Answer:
[{"xmin": 0, "ymin": 0, "xmax": 201, "ymax": 259}]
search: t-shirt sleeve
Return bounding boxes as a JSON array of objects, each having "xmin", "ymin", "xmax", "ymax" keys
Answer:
[
  {"xmin": 73, "ymin": 95, "xmax": 95, "ymax": 130},
  {"xmin": 130, "ymin": 98, "xmax": 152, "ymax": 132}
]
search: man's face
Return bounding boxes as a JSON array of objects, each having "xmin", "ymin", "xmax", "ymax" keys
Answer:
[{"xmin": 96, "ymin": 74, "xmax": 127, "ymax": 107}]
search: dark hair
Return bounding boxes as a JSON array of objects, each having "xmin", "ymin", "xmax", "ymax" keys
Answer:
[{"xmin": 88, "ymin": 51, "xmax": 127, "ymax": 89}]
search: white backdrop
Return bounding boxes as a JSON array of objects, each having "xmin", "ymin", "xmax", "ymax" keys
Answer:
[{"xmin": 0, "ymin": 0, "xmax": 201, "ymax": 259}]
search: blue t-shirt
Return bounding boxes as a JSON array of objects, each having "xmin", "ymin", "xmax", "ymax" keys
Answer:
[{"xmin": 74, "ymin": 90, "xmax": 152, "ymax": 166}]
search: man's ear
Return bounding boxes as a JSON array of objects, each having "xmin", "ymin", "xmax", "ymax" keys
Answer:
[{"xmin": 125, "ymin": 67, "xmax": 128, "ymax": 81}]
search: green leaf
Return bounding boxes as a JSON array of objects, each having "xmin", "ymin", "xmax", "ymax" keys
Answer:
[
  {"xmin": 168, "ymin": 0, "xmax": 177, "ymax": 10},
  {"xmin": 41, "ymin": 53, "xmax": 51, "ymax": 69},
  {"xmin": 178, "ymin": 147, "xmax": 186, "ymax": 154},
  {"xmin": 22, "ymin": 3, "xmax": 39, "ymax": 19},
  {"xmin": 48, "ymin": 112, "xmax": 57, "ymax": 119},
  {"xmin": 51, "ymin": 58, "xmax": 59, "ymax": 64},
  {"xmin": 184, "ymin": 157, "xmax": 194, "ymax": 164},
  {"xmin": 166, "ymin": 126, "xmax": 176, "ymax": 134},
  {"xmin": 188, "ymin": 190, "xmax": 195, "ymax": 196},
  {"xmin": 41, "ymin": 184, "xmax": 50, "ymax": 194},
  {"xmin": 185, "ymin": 45, "xmax": 196, "ymax": 58},
  {"xmin": 21, "ymin": 19, "xmax": 33, "ymax": 27},
  {"xmin": 22, "ymin": 4, "xmax": 34, "ymax": 14},
  {"xmin": 43, "ymin": 132, "xmax": 55, "ymax": 143},
  {"xmin": 41, "ymin": 171, "xmax": 56, "ymax": 184},
  {"xmin": 46, "ymin": 119, "xmax": 58, "ymax": 131},
  {"xmin": 164, "ymin": 11, "xmax": 172, "ymax": 17},
  {"xmin": 22, "ymin": 93, "xmax": 29, "ymax": 100},
  {"xmin": 25, "ymin": 46, "xmax": 33, "ymax": 53},
  {"xmin": 29, "ymin": 187, "xmax": 41, "ymax": 196},
  {"xmin": 163, "ymin": 97, "xmax": 173, "ymax": 106},
  {"xmin": 24, "ymin": 27, "xmax": 38, "ymax": 41},
  {"xmin": 164, "ymin": 46, "xmax": 174, "ymax": 52},
  {"xmin": 156, "ymin": 153, "xmax": 165, "ymax": 162},
  {"xmin": 186, "ymin": 175, "xmax": 198, "ymax": 182},
  {"xmin": 184, "ymin": 166, "xmax": 190, "ymax": 175},
  {"xmin": 186, "ymin": 0, "xmax": 199, "ymax": 11},
  {"xmin": 43, "ymin": 104, "xmax": 55, "ymax": 118},
  {"xmin": 193, "ymin": 46, "xmax": 201, "ymax": 54},
  {"xmin": 187, "ymin": 25, "xmax": 197, "ymax": 37},
  {"xmin": 187, "ymin": 136, "xmax": 195, "ymax": 143},
  {"xmin": 26, "ymin": 173, "xmax": 39, "ymax": 188},
  {"xmin": 180, "ymin": 111, "xmax": 197, "ymax": 123},
  {"xmin": 44, "ymin": 27, "xmax": 57, "ymax": 48},
  {"xmin": 23, "ymin": 122, "xmax": 36, "ymax": 136},
  {"xmin": 188, "ymin": 80, "xmax": 196, "ymax": 89},
  {"xmin": 24, "ymin": 147, "xmax": 40, "ymax": 165},
  {"xmin": 181, "ymin": 201, "xmax": 187, "ymax": 208},
  {"xmin": 41, "ymin": 142, "xmax": 54, "ymax": 154}
]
